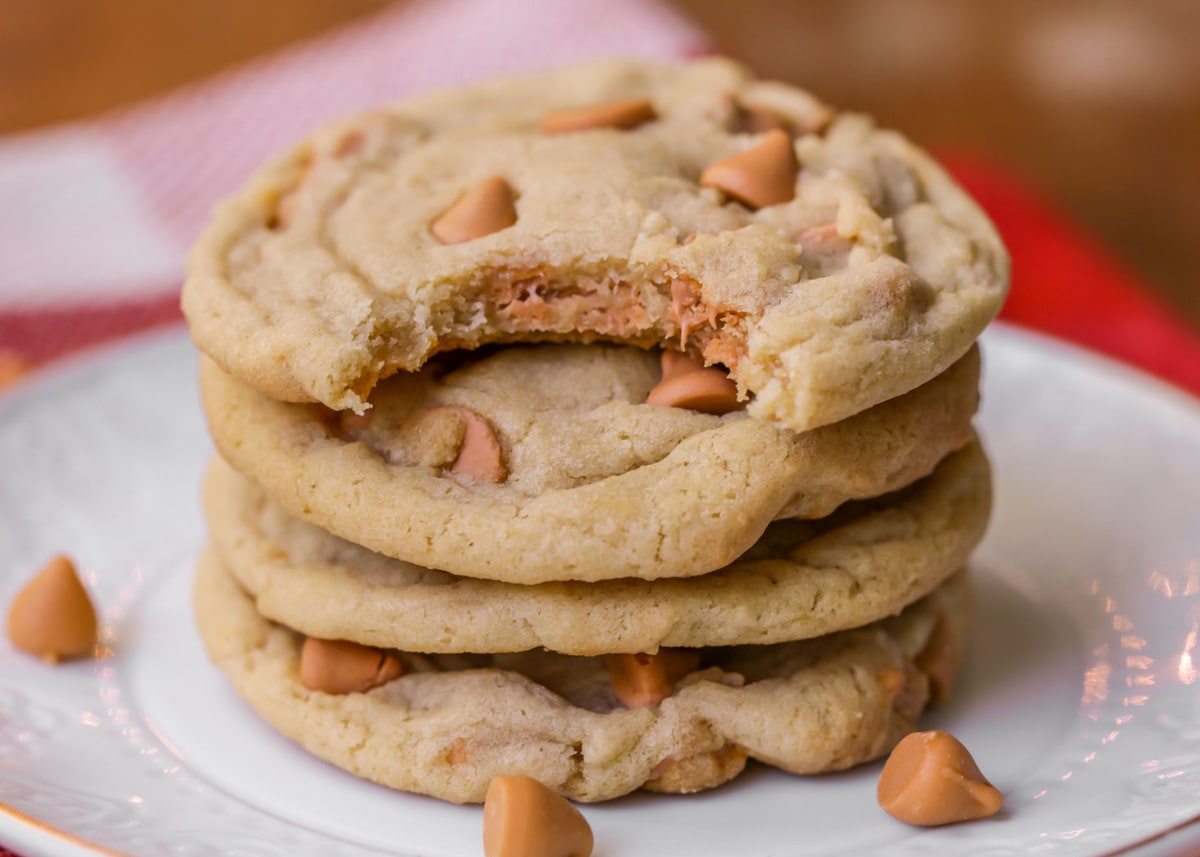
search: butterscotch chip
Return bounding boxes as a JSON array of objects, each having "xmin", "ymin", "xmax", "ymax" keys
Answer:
[
  {"xmin": 298, "ymin": 637, "xmax": 403, "ymax": 694},
  {"xmin": 182, "ymin": 58, "xmax": 1009, "ymax": 434},
  {"xmin": 446, "ymin": 407, "xmax": 507, "ymax": 483},
  {"xmin": 540, "ymin": 97, "xmax": 656, "ymax": 134},
  {"xmin": 645, "ymin": 366, "xmax": 742, "ymax": 414},
  {"xmin": 6, "ymin": 555, "xmax": 97, "ymax": 663},
  {"xmin": 199, "ymin": 343, "xmax": 983, "ymax": 585},
  {"xmin": 700, "ymin": 129, "xmax": 799, "ymax": 209},
  {"xmin": 648, "ymin": 345, "xmax": 739, "ymax": 412},
  {"xmin": 658, "ymin": 349, "xmax": 704, "ymax": 381},
  {"xmin": 431, "ymin": 177, "xmax": 518, "ymax": 245},
  {"xmin": 194, "ymin": 554, "xmax": 972, "ymax": 803},
  {"xmin": 878, "ymin": 731, "xmax": 1003, "ymax": 826},
  {"xmin": 605, "ymin": 649, "xmax": 701, "ymax": 707},
  {"xmin": 483, "ymin": 775, "xmax": 593, "ymax": 857}
]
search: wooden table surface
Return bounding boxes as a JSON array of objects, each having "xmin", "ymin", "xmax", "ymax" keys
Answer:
[{"xmin": 2, "ymin": 0, "xmax": 1198, "ymax": 331}]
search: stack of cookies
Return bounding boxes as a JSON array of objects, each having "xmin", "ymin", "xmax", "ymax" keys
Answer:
[{"xmin": 182, "ymin": 58, "xmax": 1008, "ymax": 804}]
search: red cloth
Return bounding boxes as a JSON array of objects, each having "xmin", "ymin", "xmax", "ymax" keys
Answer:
[{"xmin": 942, "ymin": 154, "xmax": 1200, "ymax": 396}]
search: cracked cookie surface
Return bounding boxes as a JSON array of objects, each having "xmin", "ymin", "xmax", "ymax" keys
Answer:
[
  {"xmin": 199, "ymin": 343, "xmax": 980, "ymax": 583},
  {"xmin": 205, "ymin": 440, "xmax": 989, "ymax": 654},
  {"xmin": 182, "ymin": 58, "xmax": 1008, "ymax": 432},
  {"xmin": 194, "ymin": 553, "xmax": 971, "ymax": 804}
]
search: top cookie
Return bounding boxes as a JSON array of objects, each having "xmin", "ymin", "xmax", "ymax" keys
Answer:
[{"xmin": 182, "ymin": 58, "xmax": 1008, "ymax": 431}]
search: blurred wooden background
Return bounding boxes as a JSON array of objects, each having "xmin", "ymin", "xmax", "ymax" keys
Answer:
[{"xmin": 1, "ymin": 0, "xmax": 1197, "ymax": 330}]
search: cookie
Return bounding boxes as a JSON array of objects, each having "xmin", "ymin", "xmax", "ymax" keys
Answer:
[
  {"xmin": 199, "ymin": 343, "xmax": 980, "ymax": 584},
  {"xmin": 204, "ymin": 439, "xmax": 989, "ymax": 654},
  {"xmin": 194, "ymin": 552, "xmax": 971, "ymax": 803},
  {"xmin": 181, "ymin": 58, "xmax": 1008, "ymax": 433}
]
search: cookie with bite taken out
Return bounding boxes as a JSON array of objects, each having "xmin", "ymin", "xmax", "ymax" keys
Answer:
[{"xmin": 181, "ymin": 58, "xmax": 1008, "ymax": 434}]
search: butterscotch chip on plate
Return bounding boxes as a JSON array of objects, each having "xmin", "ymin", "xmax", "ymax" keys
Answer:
[
  {"xmin": 878, "ymin": 730, "xmax": 1003, "ymax": 826},
  {"xmin": 199, "ymin": 343, "xmax": 981, "ymax": 584},
  {"xmin": 483, "ymin": 775, "xmax": 594, "ymax": 857},
  {"xmin": 203, "ymin": 440, "xmax": 990, "ymax": 654},
  {"xmin": 6, "ymin": 555, "xmax": 97, "ymax": 663},
  {"xmin": 193, "ymin": 553, "xmax": 973, "ymax": 804},
  {"xmin": 181, "ymin": 58, "xmax": 1008, "ymax": 433}
]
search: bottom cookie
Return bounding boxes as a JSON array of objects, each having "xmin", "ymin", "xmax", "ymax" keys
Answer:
[{"xmin": 194, "ymin": 554, "xmax": 971, "ymax": 804}]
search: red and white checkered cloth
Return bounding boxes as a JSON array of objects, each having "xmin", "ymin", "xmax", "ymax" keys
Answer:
[{"xmin": 2, "ymin": 0, "xmax": 1199, "ymax": 397}]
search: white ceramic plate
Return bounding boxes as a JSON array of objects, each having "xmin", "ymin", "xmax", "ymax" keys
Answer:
[{"xmin": 2, "ymin": 324, "xmax": 1199, "ymax": 857}]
